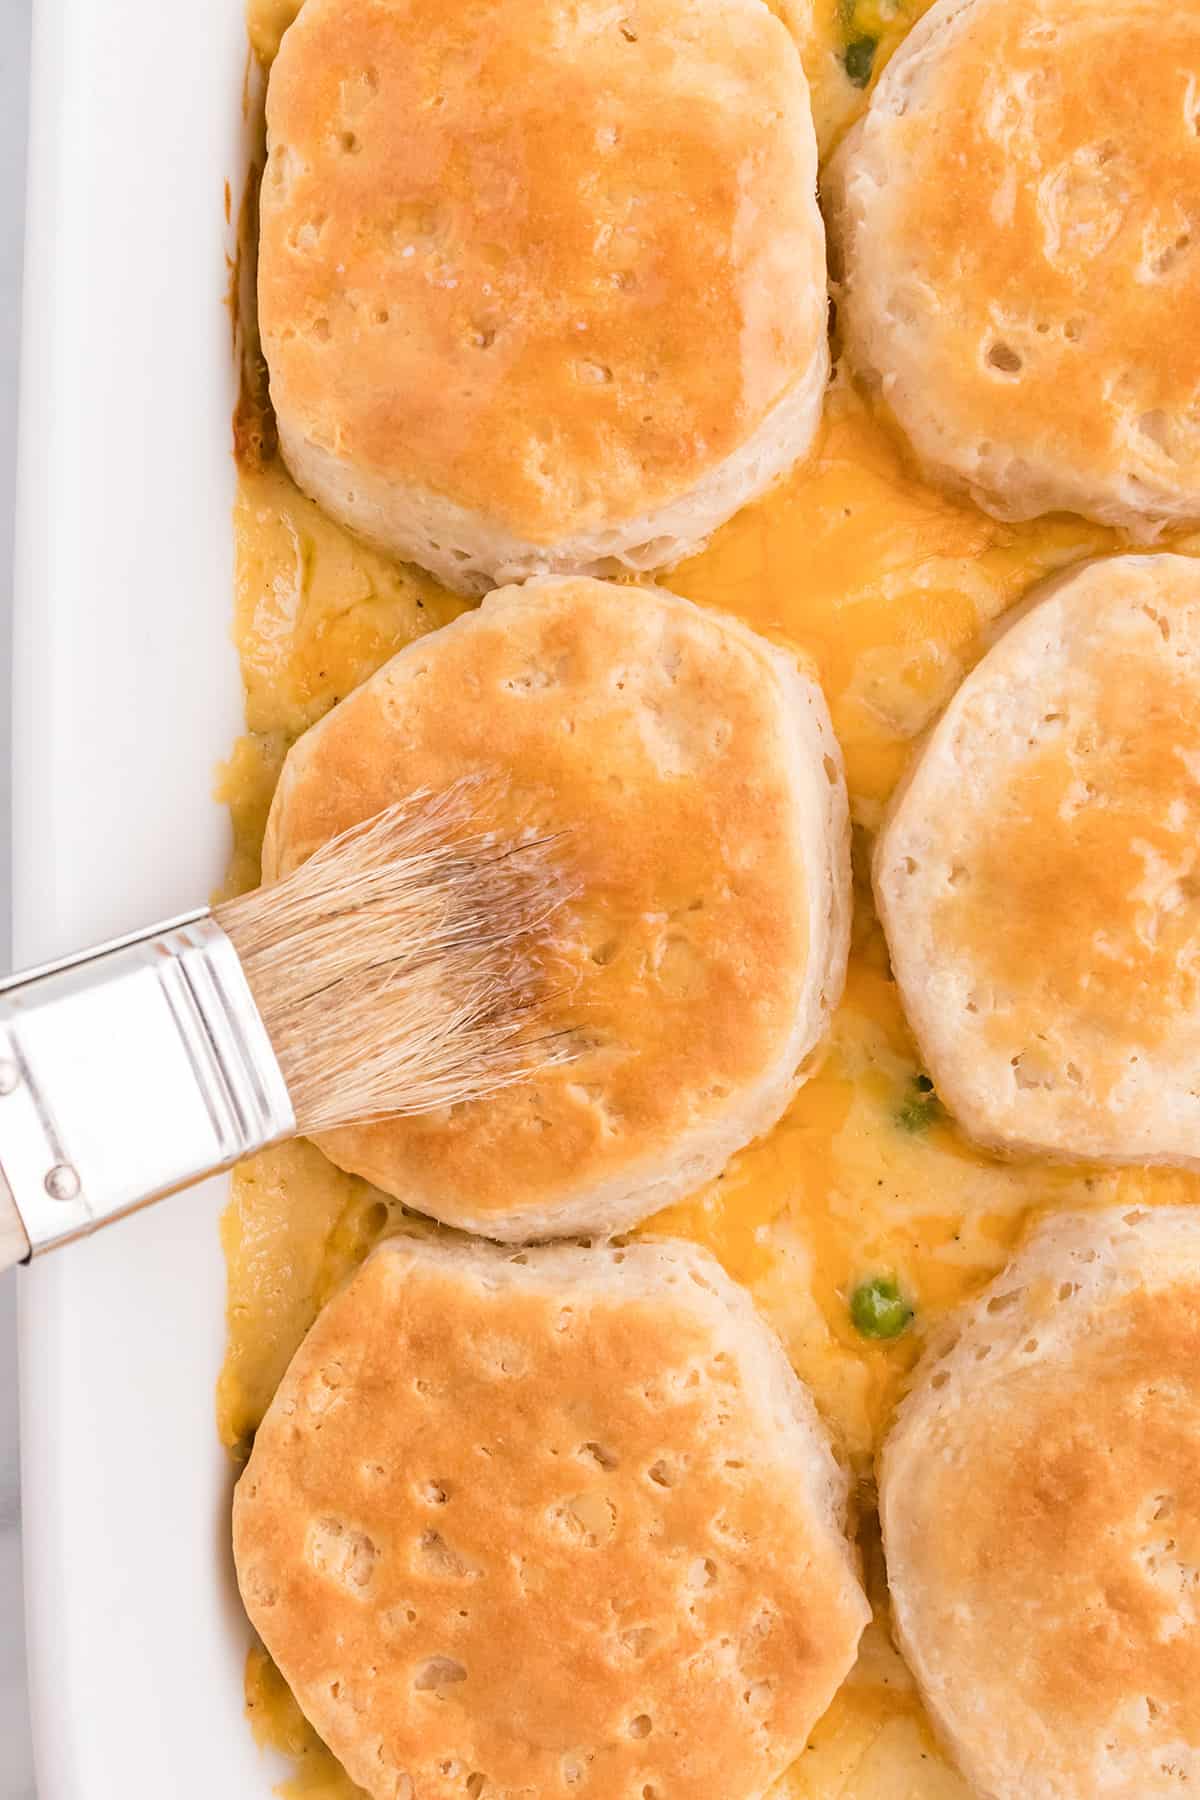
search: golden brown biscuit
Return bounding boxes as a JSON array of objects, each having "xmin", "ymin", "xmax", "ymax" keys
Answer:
[
  {"xmin": 874, "ymin": 554, "xmax": 1200, "ymax": 1167},
  {"xmin": 882, "ymin": 1206, "xmax": 1200, "ymax": 1799},
  {"xmin": 234, "ymin": 1235, "xmax": 870, "ymax": 1800},
  {"xmin": 264, "ymin": 575, "xmax": 849, "ymax": 1239},
  {"xmin": 826, "ymin": 0, "xmax": 1200, "ymax": 535},
  {"xmin": 259, "ymin": 0, "xmax": 829, "ymax": 595}
]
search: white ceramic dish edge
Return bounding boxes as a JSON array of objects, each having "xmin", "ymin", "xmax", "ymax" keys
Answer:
[{"xmin": 15, "ymin": 2, "xmax": 281, "ymax": 1793}]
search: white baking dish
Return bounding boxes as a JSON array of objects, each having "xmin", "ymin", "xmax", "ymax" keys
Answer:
[{"xmin": 14, "ymin": 1, "xmax": 278, "ymax": 1793}]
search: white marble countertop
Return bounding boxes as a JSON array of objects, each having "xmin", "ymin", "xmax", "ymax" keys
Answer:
[
  {"xmin": 0, "ymin": 1280, "xmax": 32, "ymax": 1799},
  {"xmin": 2, "ymin": 1, "xmax": 35, "ymax": 1794}
]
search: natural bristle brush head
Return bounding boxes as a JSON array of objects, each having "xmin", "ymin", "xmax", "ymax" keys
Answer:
[{"xmin": 215, "ymin": 784, "xmax": 575, "ymax": 1136}]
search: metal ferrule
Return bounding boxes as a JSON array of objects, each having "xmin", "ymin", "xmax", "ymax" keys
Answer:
[{"xmin": 0, "ymin": 911, "xmax": 296, "ymax": 1258}]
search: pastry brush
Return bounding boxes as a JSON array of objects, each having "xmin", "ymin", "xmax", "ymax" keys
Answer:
[{"xmin": 0, "ymin": 784, "xmax": 572, "ymax": 1273}]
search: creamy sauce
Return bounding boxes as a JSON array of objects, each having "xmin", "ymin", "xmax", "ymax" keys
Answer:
[{"xmin": 221, "ymin": 2, "xmax": 1200, "ymax": 1794}]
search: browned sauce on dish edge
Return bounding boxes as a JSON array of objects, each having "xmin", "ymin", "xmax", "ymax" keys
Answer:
[{"xmin": 220, "ymin": 3, "xmax": 1200, "ymax": 1793}]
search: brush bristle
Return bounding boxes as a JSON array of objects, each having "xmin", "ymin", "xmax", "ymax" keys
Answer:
[{"xmin": 216, "ymin": 784, "xmax": 574, "ymax": 1136}]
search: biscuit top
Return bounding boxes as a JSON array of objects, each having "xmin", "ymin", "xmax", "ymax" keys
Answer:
[
  {"xmin": 259, "ymin": 0, "xmax": 826, "ymax": 542},
  {"xmin": 934, "ymin": 560, "xmax": 1200, "ymax": 1077},
  {"xmin": 883, "ymin": 1208, "xmax": 1200, "ymax": 1798},
  {"xmin": 876, "ymin": 555, "xmax": 1200, "ymax": 1159},
  {"xmin": 234, "ymin": 1238, "xmax": 868, "ymax": 1800},
  {"xmin": 263, "ymin": 577, "xmax": 844, "ymax": 1235},
  {"xmin": 840, "ymin": 0, "xmax": 1200, "ymax": 520}
]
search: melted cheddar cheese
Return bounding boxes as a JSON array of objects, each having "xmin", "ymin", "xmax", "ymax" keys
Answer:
[{"xmin": 219, "ymin": 2, "xmax": 1200, "ymax": 1795}]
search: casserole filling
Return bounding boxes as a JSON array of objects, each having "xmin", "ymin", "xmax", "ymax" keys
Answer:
[{"xmin": 218, "ymin": 1, "xmax": 1200, "ymax": 1792}]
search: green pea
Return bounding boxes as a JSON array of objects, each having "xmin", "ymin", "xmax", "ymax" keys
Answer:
[
  {"xmin": 843, "ymin": 35, "xmax": 878, "ymax": 87},
  {"xmin": 851, "ymin": 1276, "xmax": 914, "ymax": 1341},
  {"xmin": 895, "ymin": 1073, "xmax": 942, "ymax": 1134}
]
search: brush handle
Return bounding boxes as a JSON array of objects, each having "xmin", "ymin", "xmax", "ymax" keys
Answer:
[{"xmin": 0, "ymin": 913, "xmax": 295, "ymax": 1267}]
